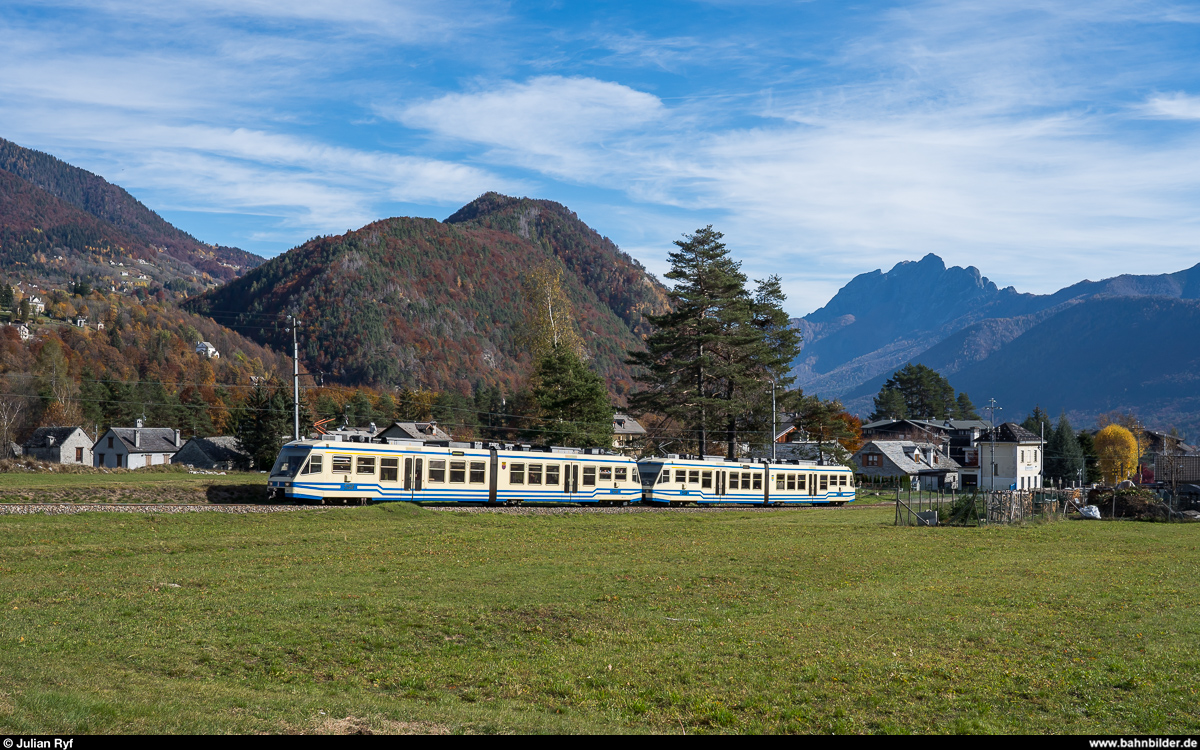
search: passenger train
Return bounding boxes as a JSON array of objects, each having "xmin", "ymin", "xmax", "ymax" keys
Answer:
[
  {"xmin": 266, "ymin": 438, "xmax": 855, "ymax": 507},
  {"xmin": 267, "ymin": 438, "xmax": 644, "ymax": 505}
]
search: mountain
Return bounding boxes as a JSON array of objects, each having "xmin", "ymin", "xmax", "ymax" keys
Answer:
[
  {"xmin": 0, "ymin": 137, "xmax": 262, "ymax": 285},
  {"xmin": 187, "ymin": 195, "xmax": 670, "ymax": 398},
  {"xmin": 799, "ymin": 254, "xmax": 1200, "ymax": 433}
]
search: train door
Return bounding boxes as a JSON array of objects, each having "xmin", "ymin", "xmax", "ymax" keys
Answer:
[
  {"xmin": 403, "ymin": 457, "xmax": 424, "ymax": 500},
  {"xmin": 562, "ymin": 463, "xmax": 580, "ymax": 500}
]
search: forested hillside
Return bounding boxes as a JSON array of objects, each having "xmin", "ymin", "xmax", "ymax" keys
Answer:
[
  {"xmin": 189, "ymin": 201, "xmax": 669, "ymax": 398},
  {"xmin": 0, "ymin": 137, "xmax": 262, "ymax": 282}
]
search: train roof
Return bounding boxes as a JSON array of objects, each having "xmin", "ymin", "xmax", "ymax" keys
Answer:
[{"xmin": 638, "ymin": 455, "xmax": 850, "ymax": 469}]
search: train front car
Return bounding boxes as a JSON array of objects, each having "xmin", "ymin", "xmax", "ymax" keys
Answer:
[
  {"xmin": 639, "ymin": 456, "xmax": 856, "ymax": 506},
  {"xmin": 267, "ymin": 441, "xmax": 643, "ymax": 506}
]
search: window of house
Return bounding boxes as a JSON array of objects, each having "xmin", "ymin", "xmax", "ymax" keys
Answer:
[
  {"xmin": 76, "ymin": 447, "xmax": 83, "ymax": 462},
  {"xmin": 98, "ymin": 453, "xmax": 105, "ymax": 465},
  {"xmin": 108, "ymin": 437, "xmax": 113, "ymax": 449}
]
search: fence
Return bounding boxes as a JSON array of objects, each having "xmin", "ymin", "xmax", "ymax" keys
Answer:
[{"xmin": 895, "ymin": 487, "xmax": 1084, "ymax": 526}]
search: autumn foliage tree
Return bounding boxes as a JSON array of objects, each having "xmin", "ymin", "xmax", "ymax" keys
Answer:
[{"xmin": 1095, "ymin": 424, "xmax": 1139, "ymax": 485}]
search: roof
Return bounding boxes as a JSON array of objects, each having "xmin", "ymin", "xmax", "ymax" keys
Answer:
[
  {"xmin": 23, "ymin": 426, "xmax": 88, "ymax": 449},
  {"xmin": 979, "ymin": 422, "xmax": 1041, "ymax": 444},
  {"xmin": 856, "ymin": 440, "xmax": 962, "ymax": 474},
  {"xmin": 613, "ymin": 414, "xmax": 646, "ymax": 436},
  {"xmin": 104, "ymin": 427, "xmax": 180, "ymax": 454},
  {"xmin": 943, "ymin": 420, "xmax": 991, "ymax": 430},
  {"xmin": 378, "ymin": 422, "xmax": 452, "ymax": 441},
  {"xmin": 177, "ymin": 436, "xmax": 248, "ymax": 464}
]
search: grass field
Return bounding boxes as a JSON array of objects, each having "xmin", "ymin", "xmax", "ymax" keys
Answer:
[
  {"xmin": 0, "ymin": 504, "xmax": 1197, "ymax": 734},
  {"xmin": 0, "ymin": 468, "xmax": 268, "ymax": 504}
]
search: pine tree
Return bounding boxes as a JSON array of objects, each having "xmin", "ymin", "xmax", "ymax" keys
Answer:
[
  {"xmin": 871, "ymin": 388, "xmax": 908, "ymax": 421},
  {"xmin": 1021, "ymin": 405, "xmax": 1052, "ymax": 436},
  {"xmin": 628, "ymin": 227, "xmax": 798, "ymax": 457},
  {"xmin": 533, "ymin": 346, "xmax": 613, "ymax": 448},
  {"xmin": 955, "ymin": 392, "xmax": 980, "ymax": 419},
  {"xmin": 1045, "ymin": 413, "xmax": 1084, "ymax": 486}
]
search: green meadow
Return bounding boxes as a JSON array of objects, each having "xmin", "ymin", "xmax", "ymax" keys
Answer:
[{"xmin": 0, "ymin": 505, "xmax": 1196, "ymax": 734}]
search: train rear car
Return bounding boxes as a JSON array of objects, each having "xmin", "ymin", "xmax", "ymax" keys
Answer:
[{"xmin": 638, "ymin": 455, "xmax": 855, "ymax": 506}]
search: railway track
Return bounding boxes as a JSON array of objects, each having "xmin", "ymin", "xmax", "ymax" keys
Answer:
[{"xmin": 0, "ymin": 501, "xmax": 891, "ymax": 516}]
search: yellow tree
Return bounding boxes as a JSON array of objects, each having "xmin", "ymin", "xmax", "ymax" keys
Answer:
[
  {"xmin": 1095, "ymin": 424, "xmax": 1138, "ymax": 485},
  {"xmin": 524, "ymin": 260, "xmax": 584, "ymax": 361}
]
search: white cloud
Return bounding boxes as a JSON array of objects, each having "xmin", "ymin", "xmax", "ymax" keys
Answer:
[
  {"xmin": 394, "ymin": 76, "xmax": 666, "ymax": 175},
  {"xmin": 1142, "ymin": 93, "xmax": 1200, "ymax": 120}
]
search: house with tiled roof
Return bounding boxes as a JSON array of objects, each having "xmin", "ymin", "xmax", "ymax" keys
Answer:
[
  {"xmin": 171, "ymin": 436, "xmax": 251, "ymax": 470},
  {"xmin": 22, "ymin": 427, "xmax": 93, "ymax": 465},
  {"xmin": 92, "ymin": 419, "xmax": 182, "ymax": 469},
  {"xmin": 852, "ymin": 440, "xmax": 961, "ymax": 490},
  {"xmin": 377, "ymin": 421, "xmax": 452, "ymax": 443}
]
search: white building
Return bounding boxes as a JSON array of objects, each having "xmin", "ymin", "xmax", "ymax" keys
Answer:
[
  {"xmin": 979, "ymin": 422, "xmax": 1044, "ymax": 491},
  {"xmin": 93, "ymin": 420, "xmax": 182, "ymax": 469},
  {"xmin": 195, "ymin": 341, "xmax": 220, "ymax": 359}
]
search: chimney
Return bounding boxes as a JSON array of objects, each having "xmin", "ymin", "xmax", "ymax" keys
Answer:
[
  {"xmin": 135, "ymin": 418, "xmax": 142, "ymax": 448},
  {"xmin": 174, "ymin": 429, "xmax": 181, "ymax": 447}
]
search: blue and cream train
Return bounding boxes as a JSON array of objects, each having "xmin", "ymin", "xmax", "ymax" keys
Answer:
[
  {"xmin": 637, "ymin": 455, "xmax": 855, "ymax": 506},
  {"xmin": 267, "ymin": 438, "xmax": 643, "ymax": 505},
  {"xmin": 267, "ymin": 438, "xmax": 856, "ymax": 507}
]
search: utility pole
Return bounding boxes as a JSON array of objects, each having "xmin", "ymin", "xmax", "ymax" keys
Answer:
[
  {"xmin": 986, "ymin": 398, "xmax": 1002, "ymax": 492},
  {"xmin": 288, "ymin": 315, "xmax": 300, "ymax": 442},
  {"xmin": 770, "ymin": 378, "xmax": 777, "ymax": 462}
]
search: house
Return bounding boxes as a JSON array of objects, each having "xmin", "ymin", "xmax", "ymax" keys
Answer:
[
  {"xmin": 377, "ymin": 421, "xmax": 452, "ymax": 442},
  {"xmin": 978, "ymin": 422, "xmax": 1043, "ymax": 491},
  {"xmin": 11, "ymin": 323, "xmax": 30, "ymax": 342},
  {"xmin": 612, "ymin": 413, "xmax": 646, "ymax": 450},
  {"xmin": 171, "ymin": 436, "xmax": 251, "ymax": 470},
  {"xmin": 74, "ymin": 315, "xmax": 88, "ymax": 328},
  {"xmin": 22, "ymin": 427, "xmax": 93, "ymax": 465},
  {"xmin": 861, "ymin": 418, "xmax": 952, "ymax": 445},
  {"xmin": 943, "ymin": 419, "xmax": 991, "ymax": 488},
  {"xmin": 195, "ymin": 341, "xmax": 220, "ymax": 359},
  {"xmin": 93, "ymin": 420, "xmax": 182, "ymax": 469},
  {"xmin": 852, "ymin": 440, "xmax": 961, "ymax": 490},
  {"xmin": 28, "ymin": 296, "xmax": 45, "ymax": 314}
]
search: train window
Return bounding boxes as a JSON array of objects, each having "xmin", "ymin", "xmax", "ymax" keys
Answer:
[
  {"xmin": 820, "ymin": 475, "xmax": 828, "ymax": 491},
  {"xmin": 729, "ymin": 471, "xmax": 739, "ymax": 487},
  {"xmin": 528, "ymin": 464, "xmax": 542, "ymax": 485},
  {"xmin": 469, "ymin": 461, "xmax": 486, "ymax": 484},
  {"xmin": 752, "ymin": 472, "xmax": 762, "ymax": 490},
  {"xmin": 839, "ymin": 474, "xmax": 847, "ymax": 486},
  {"xmin": 357, "ymin": 457, "xmax": 376, "ymax": 475},
  {"xmin": 798, "ymin": 474, "xmax": 806, "ymax": 489},
  {"xmin": 582, "ymin": 466, "xmax": 596, "ymax": 486},
  {"xmin": 701, "ymin": 471, "xmax": 712, "ymax": 488},
  {"xmin": 688, "ymin": 470, "xmax": 699, "ymax": 484},
  {"xmin": 776, "ymin": 475, "xmax": 784, "ymax": 490},
  {"xmin": 332, "ymin": 456, "xmax": 352, "ymax": 474},
  {"xmin": 546, "ymin": 464, "xmax": 560, "ymax": 486},
  {"xmin": 787, "ymin": 474, "xmax": 795, "ymax": 490},
  {"xmin": 741, "ymin": 474, "xmax": 751, "ymax": 490},
  {"xmin": 304, "ymin": 455, "xmax": 323, "ymax": 474},
  {"xmin": 510, "ymin": 463, "xmax": 525, "ymax": 484},
  {"xmin": 615, "ymin": 467, "xmax": 627, "ymax": 482},
  {"xmin": 632, "ymin": 468, "xmax": 640, "ymax": 484},
  {"xmin": 380, "ymin": 458, "xmax": 398, "ymax": 482},
  {"xmin": 599, "ymin": 466, "xmax": 612, "ymax": 481},
  {"xmin": 449, "ymin": 460, "xmax": 466, "ymax": 483},
  {"xmin": 677, "ymin": 469, "xmax": 688, "ymax": 483},
  {"xmin": 429, "ymin": 460, "xmax": 446, "ymax": 483}
]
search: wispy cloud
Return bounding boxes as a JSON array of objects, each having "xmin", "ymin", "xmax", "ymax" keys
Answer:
[{"xmin": 1142, "ymin": 93, "xmax": 1200, "ymax": 119}]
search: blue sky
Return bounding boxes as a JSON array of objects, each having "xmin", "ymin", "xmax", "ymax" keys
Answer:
[{"xmin": 3, "ymin": 0, "xmax": 1200, "ymax": 315}]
